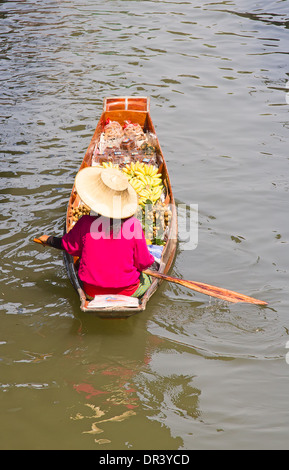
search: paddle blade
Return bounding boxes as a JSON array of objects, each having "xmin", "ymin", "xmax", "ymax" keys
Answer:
[
  {"xmin": 145, "ymin": 270, "xmax": 267, "ymax": 305},
  {"xmin": 176, "ymin": 278, "xmax": 267, "ymax": 305}
]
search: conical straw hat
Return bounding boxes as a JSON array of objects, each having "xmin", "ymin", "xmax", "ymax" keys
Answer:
[{"xmin": 75, "ymin": 166, "xmax": 138, "ymax": 219}]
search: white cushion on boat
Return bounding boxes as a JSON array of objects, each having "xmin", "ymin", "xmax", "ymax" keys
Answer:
[{"xmin": 86, "ymin": 295, "xmax": 139, "ymax": 309}]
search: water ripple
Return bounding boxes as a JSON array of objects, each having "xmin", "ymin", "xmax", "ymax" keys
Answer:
[{"xmin": 1, "ymin": 0, "xmax": 289, "ymax": 450}]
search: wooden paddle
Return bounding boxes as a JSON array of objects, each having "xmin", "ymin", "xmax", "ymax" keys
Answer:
[{"xmin": 144, "ymin": 269, "xmax": 267, "ymax": 305}]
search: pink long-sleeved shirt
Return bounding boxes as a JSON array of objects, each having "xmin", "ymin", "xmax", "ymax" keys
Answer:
[{"xmin": 61, "ymin": 215, "xmax": 154, "ymax": 296}]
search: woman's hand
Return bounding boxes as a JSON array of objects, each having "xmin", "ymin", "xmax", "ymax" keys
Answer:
[{"xmin": 33, "ymin": 235, "xmax": 50, "ymax": 246}]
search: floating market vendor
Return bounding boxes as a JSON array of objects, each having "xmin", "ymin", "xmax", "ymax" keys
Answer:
[{"xmin": 34, "ymin": 167, "xmax": 155, "ymax": 299}]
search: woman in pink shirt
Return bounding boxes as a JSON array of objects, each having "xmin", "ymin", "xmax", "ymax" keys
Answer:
[{"xmin": 35, "ymin": 167, "xmax": 155, "ymax": 299}]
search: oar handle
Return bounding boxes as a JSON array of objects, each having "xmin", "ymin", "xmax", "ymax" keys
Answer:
[
  {"xmin": 33, "ymin": 237, "xmax": 46, "ymax": 246},
  {"xmin": 33, "ymin": 235, "xmax": 50, "ymax": 246}
]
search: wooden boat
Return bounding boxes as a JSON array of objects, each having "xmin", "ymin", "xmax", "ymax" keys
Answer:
[{"xmin": 63, "ymin": 96, "xmax": 177, "ymax": 318}]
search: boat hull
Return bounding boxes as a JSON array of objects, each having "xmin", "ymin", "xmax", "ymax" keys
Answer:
[{"xmin": 63, "ymin": 96, "xmax": 177, "ymax": 318}]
